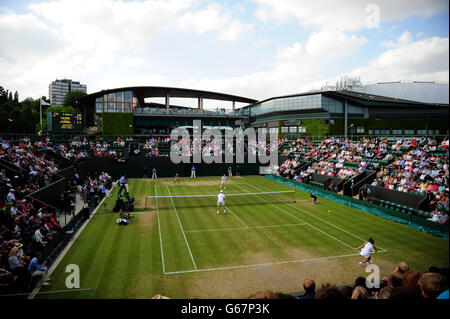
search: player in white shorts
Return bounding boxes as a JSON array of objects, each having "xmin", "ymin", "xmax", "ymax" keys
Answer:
[
  {"xmin": 217, "ymin": 190, "xmax": 226, "ymax": 214},
  {"xmin": 220, "ymin": 174, "xmax": 227, "ymax": 190},
  {"xmin": 355, "ymin": 238, "xmax": 378, "ymax": 266}
]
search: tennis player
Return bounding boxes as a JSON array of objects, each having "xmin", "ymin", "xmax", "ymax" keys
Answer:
[
  {"xmin": 220, "ymin": 174, "xmax": 227, "ymax": 190},
  {"xmin": 217, "ymin": 190, "xmax": 226, "ymax": 214},
  {"xmin": 355, "ymin": 238, "xmax": 378, "ymax": 266},
  {"xmin": 310, "ymin": 193, "xmax": 318, "ymax": 204},
  {"xmin": 173, "ymin": 173, "xmax": 180, "ymax": 185}
]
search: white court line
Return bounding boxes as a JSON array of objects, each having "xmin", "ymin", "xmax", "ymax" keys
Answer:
[
  {"xmin": 155, "ymin": 182, "xmax": 166, "ymax": 274},
  {"xmin": 226, "ymin": 207, "xmax": 249, "ymax": 228},
  {"xmin": 163, "ymin": 251, "xmax": 388, "ymax": 275},
  {"xmin": 204, "ymin": 189, "xmax": 249, "ymax": 228},
  {"xmin": 167, "ymin": 186, "xmax": 197, "ymax": 271},
  {"xmin": 185, "ymin": 223, "xmax": 307, "ymax": 233},
  {"xmin": 234, "ymin": 183, "xmax": 357, "ymax": 251},
  {"xmin": 242, "ymin": 179, "xmax": 388, "ymax": 252}
]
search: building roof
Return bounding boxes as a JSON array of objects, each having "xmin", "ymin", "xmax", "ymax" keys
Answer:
[
  {"xmin": 246, "ymin": 90, "xmax": 449, "ymax": 108},
  {"xmin": 79, "ymin": 86, "xmax": 257, "ymax": 106}
]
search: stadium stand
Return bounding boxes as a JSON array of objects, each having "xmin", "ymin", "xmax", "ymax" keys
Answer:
[
  {"xmin": 0, "ymin": 134, "xmax": 448, "ymax": 296},
  {"xmin": 0, "ymin": 135, "xmax": 114, "ymax": 295},
  {"xmin": 276, "ymin": 136, "xmax": 449, "ymax": 225}
]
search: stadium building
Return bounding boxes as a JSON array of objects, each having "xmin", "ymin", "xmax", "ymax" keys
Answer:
[
  {"xmin": 80, "ymin": 84, "xmax": 449, "ymax": 137},
  {"xmin": 80, "ymin": 86, "xmax": 256, "ymax": 135}
]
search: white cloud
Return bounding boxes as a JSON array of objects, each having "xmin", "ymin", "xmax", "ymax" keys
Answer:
[
  {"xmin": 277, "ymin": 42, "xmax": 302, "ymax": 60},
  {"xmin": 185, "ymin": 36, "xmax": 449, "ymax": 100},
  {"xmin": 306, "ymin": 30, "xmax": 367, "ymax": 60},
  {"xmin": 253, "ymin": 0, "xmax": 448, "ymax": 31},
  {"xmin": 179, "ymin": 3, "xmax": 253, "ymax": 42},
  {"xmin": 371, "ymin": 37, "xmax": 449, "ymax": 75},
  {"xmin": 0, "ymin": 12, "xmax": 67, "ymax": 63},
  {"xmin": 0, "ymin": 0, "xmax": 252, "ymax": 99},
  {"xmin": 122, "ymin": 57, "xmax": 144, "ymax": 68},
  {"xmin": 300, "ymin": 36, "xmax": 449, "ymax": 92},
  {"xmin": 381, "ymin": 31, "xmax": 413, "ymax": 48}
]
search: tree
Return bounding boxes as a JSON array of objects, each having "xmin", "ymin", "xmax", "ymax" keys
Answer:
[
  {"xmin": 63, "ymin": 90, "xmax": 87, "ymax": 109},
  {"xmin": 13, "ymin": 91, "xmax": 19, "ymax": 104},
  {"xmin": 63, "ymin": 90, "xmax": 94, "ymax": 126}
]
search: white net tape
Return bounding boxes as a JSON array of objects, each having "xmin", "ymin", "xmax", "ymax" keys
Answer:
[{"xmin": 145, "ymin": 190, "xmax": 294, "ymax": 199}]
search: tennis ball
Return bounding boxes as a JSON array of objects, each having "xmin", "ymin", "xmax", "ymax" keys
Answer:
[{"xmin": 328, "ymin": 210, "xmax": 331, "ymax": 213}]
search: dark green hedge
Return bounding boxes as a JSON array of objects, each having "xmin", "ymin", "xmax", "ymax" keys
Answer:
[{"xmin": 101, "ymin": 113, "xmax": 134, "ymax": 136}]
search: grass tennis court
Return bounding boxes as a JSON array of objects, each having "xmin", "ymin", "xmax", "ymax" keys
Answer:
[{"xmin": 38, "ymin": 176, "xmax": 449, "ymax": 299}]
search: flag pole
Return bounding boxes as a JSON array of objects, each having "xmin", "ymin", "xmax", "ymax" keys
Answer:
[{"xmin": 40, "ymin": 99, "xmax": 43, "ymax": 135}]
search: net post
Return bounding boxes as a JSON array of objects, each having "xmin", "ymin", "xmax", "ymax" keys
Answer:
[{"xmin": 294, "ymin": 190, "xmax": 296, "ymax": 203}]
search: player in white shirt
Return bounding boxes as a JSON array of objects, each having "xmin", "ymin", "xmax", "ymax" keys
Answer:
[
  {"xmin": 355, "ymin": 238, "xmax": 378, "ymax": 266},
  {"xmin": 217, "ymin": 190, "xmax": 226, "ymax": 214},
  {"xmin": 220, "ymin": 174, "xmax": 227, "ymax": 190}
]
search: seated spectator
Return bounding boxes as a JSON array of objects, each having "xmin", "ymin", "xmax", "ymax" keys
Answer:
[
  {"xmin": 386, "ymin": 272, "xmax": 404, "ymax": 288},
  {"xmin": 351, "ymin": 286, "xmax": 369, "ymax": 299},
  {"xmin": 300, "ymin": 279, "xmax": 315, "ymax": 299},
  {"xmin": 27, "ymin": 252, "xmax": 50, "ymax": 287},
  {"xmin": 315, "ymin": 284, "xmax": 346, "ymax": 300},
  {"xmin": 418, "ymin": 272, "xmax": 448, "ymax": 299},
  {"xmin": 248, "ymin": 290, "xmax": 298, "ymax": 299},
  {"xmin": 395, "ymin": 261, "xmax": 410, "ymax": 274},
  {"xmin": 376, "ymin": 286, "xmax": 394, "ymax": 299},
  {"xmin": 390, "ymin": 286, "xmax": 423, "ymax": 299}
]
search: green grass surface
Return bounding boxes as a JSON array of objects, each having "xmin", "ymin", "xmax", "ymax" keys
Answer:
[{"xmin": 38, "ymin": 176, "xmax": 449, "ymax": 299}]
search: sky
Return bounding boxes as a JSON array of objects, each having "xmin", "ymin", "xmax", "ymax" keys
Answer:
[{"xmin": 0, "ymin": 0, "xmax": 449, "ymax": 108}]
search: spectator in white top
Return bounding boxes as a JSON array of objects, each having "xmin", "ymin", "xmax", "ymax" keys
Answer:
[{"xmin": 6, "ymin": 189, "xmax": 15, "ymax": 202}]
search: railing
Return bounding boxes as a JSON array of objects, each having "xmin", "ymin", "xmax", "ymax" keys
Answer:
[{"xmin": 134, "ymin": 107, "xmax": 244, "ymax": 117}]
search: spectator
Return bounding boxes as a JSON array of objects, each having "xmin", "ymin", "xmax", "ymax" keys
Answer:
[
  {"xmin": 27, "ymin": 252, "xmax": 50, "ymax": 287},
  {"xmin": 377, "ymin": 286, "xmax": 394, "ymax": 299},
  {"xmin": 300, "ymin": 279, "xmax": 315, "ymax": 299},
  {"xmin": 315, "ymin": 284, "xmax": 346, "ymax": 300},
  {"xmin": 386, "ymin": 272, "xmax": 404, "ymax": 288},
  {"xmin": 418, "ymin": 272, "xmax": 448, "ymax": 299},
  {"xmin": 351, "ymin": 286, "xmax": 369, "ymax": 299},
  {"xmin": 390, "ymin": 286, "xmax": 423, "ymax": 299}
]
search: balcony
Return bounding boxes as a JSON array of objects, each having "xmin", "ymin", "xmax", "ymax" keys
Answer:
[{"xmin": 134, "ymin": 107, "xmax": 245, "ymax": 118}]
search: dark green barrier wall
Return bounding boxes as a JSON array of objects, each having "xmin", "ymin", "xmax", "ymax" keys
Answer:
[
  {"xmin": 76, "ymin": 157, "xmax": 261, "ymax": 179},
  {"xmin": 365, "ymin": 185, "xmax": 426, "ymax": 210}
]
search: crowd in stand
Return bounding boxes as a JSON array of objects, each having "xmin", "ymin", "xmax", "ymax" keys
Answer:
[
  {"xmin": 278, "ymin": 137, "xmax": 398, "ymax": 180},
  {"xmin": 152, "ymin": 262, "xmax": 448, "ymax": 300},
  {"xmin": 287, "ymin": 262, "xmax": 448, "ymax": 300},
  {"xmin": 143, "ymin": 136, "xmax": 171, "ymax": 157},
  {"xmin": 277, "ymin": 136, "xmax": 449, "ymax": 221},
  {"xmin": 0, "ymin": 136, "xmax": 116, "ymax": 294},
  {"xmin": 52, "ymin": 137, "xmax": 130, "ymax": 160}
]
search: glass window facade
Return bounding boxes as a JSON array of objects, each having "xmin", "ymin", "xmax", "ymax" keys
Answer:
[
  {"xmin": 322, "ymin": 96, "xmax": 343, "ymax": 113},
  {"xmin": 250, "ymin": 94, "xmax": 322, "ymax": 116},
  {"xmin": 249, "ymin": 94, "xmax": 365, "ymax": 116},
  {"xmin": 95, "ymin": 90, "xmax": 136, "ymax": 113}
]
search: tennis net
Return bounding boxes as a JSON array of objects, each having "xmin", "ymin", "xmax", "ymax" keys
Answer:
[{"xmin": 144, "ymin": 190, "xmax": 296, "ymax": 210}]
